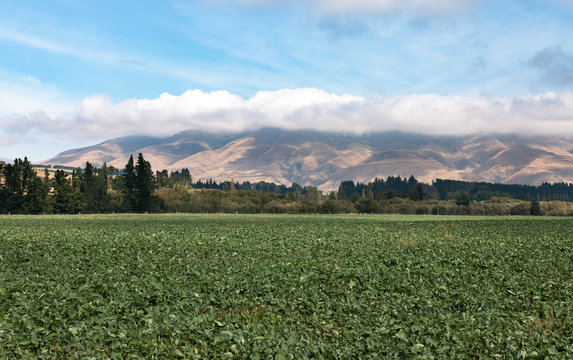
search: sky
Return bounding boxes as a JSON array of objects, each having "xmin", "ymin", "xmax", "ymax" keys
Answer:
[{"xmin": 1, "ymin": 0, "xmax": 573, "ymax": 161}]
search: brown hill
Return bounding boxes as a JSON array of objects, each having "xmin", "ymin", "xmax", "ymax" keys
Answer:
[{"xmin": 42, "ymin": 128, "xmax": 573, "ymax": 190}]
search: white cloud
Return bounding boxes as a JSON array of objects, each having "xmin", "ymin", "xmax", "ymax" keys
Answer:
[
  {"xmin": 2, "ymin": 88, "xmax": 573, "ymax": 141},
  {"xmin": 313, "ymin": 0, "xmax": 480, "ymax": 14},
  {"xmin": 530, "ymin": 46, "xmax": 573, "ymax": 88},
  {"xmin": 0, "ymin": 26, "xmax": 276, "ymax": 91},
  {"xmin": 0, "ymin": 134, "xmax": 17, "ymax": 147},
  {"xmin": 0, "ymin": 27, "xmax": 118, "ymax": 64},
  {"xmin": 0, "ymin": 71, "xmax": 75, "ymax": 117},
  {"xmin": 233, "ymin": 0, "xmax": 482, "ymax": 15}
]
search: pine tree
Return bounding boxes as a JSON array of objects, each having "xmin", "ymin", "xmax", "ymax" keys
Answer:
[
  {"xmin": 416, "ymin": 184, "xmax": 424, "ymax": 200},
  {"xmin": 1, "ymin": 158, "xmax": 46, "ymax": 213},
  {"xmin": 122, "ymin": 155, "xmax": 137, "ymax": 212},
  {"xmin": 135, "ymin": 153, "xmax": 156, "ymax": 212},
  {"xmin": 44, "ymin": 168, "xmax": 50, "ymax": 185},
  {"xmin": 81, "ymin": 162, "xmax": 97, "ymax": 212},
  {"xmin": 408, "ymin": 187, "xmax": 420, "ymax": 201},
  {"xmin": 53, "ymin": 170, "xmax": 71, "ymax": 213},
  {"xmin": 530, "ymin": 199, "xmax": 542, "ymax": 216},
  {"xmin": 96, "ymin": 163, "xmax": 111, "ymax": 212}
]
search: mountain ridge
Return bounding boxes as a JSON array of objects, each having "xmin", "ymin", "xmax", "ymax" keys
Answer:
[{"xmin": 41, "ymin": 128, "xmax": 573, "ymax": 190}]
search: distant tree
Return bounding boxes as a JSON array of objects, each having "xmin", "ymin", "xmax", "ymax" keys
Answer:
[
  {"xmin": 71, "ymin": 168, "xmax": 81, "ymax": 191},
  {"xmin": 80, "ymin": 162, "xmax": 98, "ymax": 212},
  {"xmin": 291, "ymin": 183, "xmax": 303, "ymax": 199},
  {"xmin": 135, "ymin": 153, "xmax": 156, "ymax": 212},
  {"xmin": 357, "ymin": 197, "xmax": 382, "ymax": 213},
  {"xmin": 220, "ymin": 181, "xmax": 231, "ymax": 191},
  {"xmin": 156, "ymin": 169, "xmax": 169, "ymax": 187},
  {"xmin": 408, "ymin": 175, "xmax": 418, "ymax": 186},
  {"xmin": 169, "ymin": 168, "xmax": 192, "ymax": 187},
  {"xmin": 1, "ymin": 158, "xmax": 40, "ymax": 213},
  {"xmin": 367, "ymin": 189, "xmax": 374, "ymax": 199},
  {"xmin": 25, "ymin": 175, "xmax": 49, "ymax": 214},
  {"xmin": 122, "ymin": 155, "xmax": 137, "ymax": 211},
  {"xmin": 43, "ymin": 168, "xmax": 50, "ymax": 185},
  {"xmin": 321, "ymin": 199, "xmax": 357, "ymax": 214},
  {"xmin": 350, "ymin": 193, "xmax": 361, "ymax": 203},
  {"xmin": 377, "ymin": 189, "xmax": 399, "ymax": 200},
  {"xmin": 510, "ymin": 203, "xmax": 530, "ymax": 216},
  {"xmin": 338, "ymin": 181, "xmax": 357, "ymax": 199},
  {"xmin": 416, "ymin": 184, "xmax": 425, "ymax": 200},
  {"xmin": 303, "ymin": 186, "xmax": 320, "ymax": 202},
  {"xmin": 456, "ymin": 192, "xmax": 470, "ymax": 206},
  {"xmin": 530, "ymin": 199, "xmax": 542, "ymax": 216},
  {"xmin": 96, "ymin": 163, "xmax": 112, "ymax": 212},
  {"xmin": 408, "ymin": 187, "xmax": 420, "ymax": 201},
  {"xmin": 52, "ymin": 170, "xmax": 69, "ymax": 213}
]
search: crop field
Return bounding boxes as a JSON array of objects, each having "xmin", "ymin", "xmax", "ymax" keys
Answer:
[{"xmin": 0, "ymin": 215, "xmax": 572, "ymax": 358}]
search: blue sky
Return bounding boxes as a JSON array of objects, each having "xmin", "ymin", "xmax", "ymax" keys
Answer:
[{"xmin": 1, "ymin": 0, "xmax": 573, "ymax": 161}]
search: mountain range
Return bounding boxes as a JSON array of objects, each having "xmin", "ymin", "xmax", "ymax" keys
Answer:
[{"xmin": 37, "ymin": 128, "xmax": 573, "ymax": 190}]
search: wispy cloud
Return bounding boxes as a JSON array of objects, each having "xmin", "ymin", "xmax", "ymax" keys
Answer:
[
  {"xmin": 530, "ymin": 46, "xmax": 573, "ymax": 88},
  {"xmin": 232, "ymin": 0, "xmax": 483, "ymax": 15},
  {"xmin": 0, "ymin": 26, "xmax": 117, "ymax": 63},
  {"xmin": 318, "ymin": 16, "xmax": 371, "ymax": 38},
  {"xmin": 314, "ymin": 0, "xmax": 483, "ymax": 15},
  {"xmin": 0, "ymin": 134, "xmax": 17, "ymax": 147},
  {"xmin": 3, "ymin": 88, "xmax": 573, "ymax": 142},
  {"xmin": 0, "ymin": 70, "xmax": 75, "ymax": 117},
  {"xmin": 0, "ymin": 25, "xmax": 288, "ymax": 94}
]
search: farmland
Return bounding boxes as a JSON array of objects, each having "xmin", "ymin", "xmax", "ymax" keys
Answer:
[{"xmin": 0, "ymin": 215, "xmax": 572, "ymax": 358}]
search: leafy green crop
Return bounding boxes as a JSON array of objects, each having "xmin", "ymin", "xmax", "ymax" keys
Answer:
[{"xmin": 0, "ymin": 214, "xmax": 571, "ymax": 358}]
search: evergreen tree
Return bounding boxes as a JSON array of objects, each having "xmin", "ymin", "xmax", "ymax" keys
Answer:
[
  {"xmin": 25, "ymin": 176, "xmax": 49, "ymax": 214},
  {"xmin": 0, "ymin": 158, "xmax": 50, "ymax": 213},
  {"xmin": 530, "ymin": 199, "xmax": 542, "ymax": 216},
  {"xmin": 156, "ymin": 169, "xmax": 169, "ymax": 187},
  {"xmin": 80, "ymin": 162, "xmax": 97, "ymax": 212},
  {"xmin": 416, "ymin": 184, "xmax": 424, "ymax": 200},
  {"xmin": 96, "ymin": 163, "xmax": 112, "ymax": 212},
  {"xmin": 456, "ymin": 192, "xmax": 470, "ymax": 206},
  {"xmin": 135, "ymin": 153, "xmax": 156, "ymax": 212},
  {"xmin": 169, "ymin": 168, "xmax": 192, "ymax": 187},
  {"xmin": 122, "ymin": 155, "xmax": 137, "ymax": 211},
  {"xmin": 53, "ymin": 170, "xmax": 73, "ymax": 213},
  {"xmin": 338, "ymin": 181, "xmax": 357, "ymax": 199},
  {"xmin": 44, "ymin": 168, "xmax": 51, "ymax": 186},
  {"xmin": 408, "ymin": 175, "xmax": 418, "ymax": 186},
  {"xmin": 408, "ymin": 187, "xmax": 420, "ymax": 201}
]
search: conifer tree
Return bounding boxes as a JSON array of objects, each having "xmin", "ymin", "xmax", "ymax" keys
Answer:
[
  {"xmin": 135, "ymin": 153, "xmax": 156, "ymax": 212},
  {"xmin": 122, "ymin": 155, "xmax": 137, "ymax": 211},
  {"xmin": 530, "ymin": 199, "xmax": 542, "ymax": 216}
]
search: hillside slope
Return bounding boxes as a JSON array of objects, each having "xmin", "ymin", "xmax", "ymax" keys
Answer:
[{"xmin": 42, "ymin": 128, "xmax": 573, "ymax": 190}]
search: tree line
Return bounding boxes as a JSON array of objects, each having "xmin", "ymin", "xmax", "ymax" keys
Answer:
[{"xmin": 1, "ymin": 154, "xmax": 572, "ymax": 215}]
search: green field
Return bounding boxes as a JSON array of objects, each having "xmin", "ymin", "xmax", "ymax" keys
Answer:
[{"xmin": 0, "ymin": 215, "xmax": 571, "ymax": 358}]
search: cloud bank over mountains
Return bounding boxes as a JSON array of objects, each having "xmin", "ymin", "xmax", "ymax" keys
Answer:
[{"xmin": 2, "ymin": 88, "xmax": 573, "ymax": 141}]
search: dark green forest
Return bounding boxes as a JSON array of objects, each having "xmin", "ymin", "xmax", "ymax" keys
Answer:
[{"xmin": 2, "ymin": 154, "xmax": 573, "ymax": 215}]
